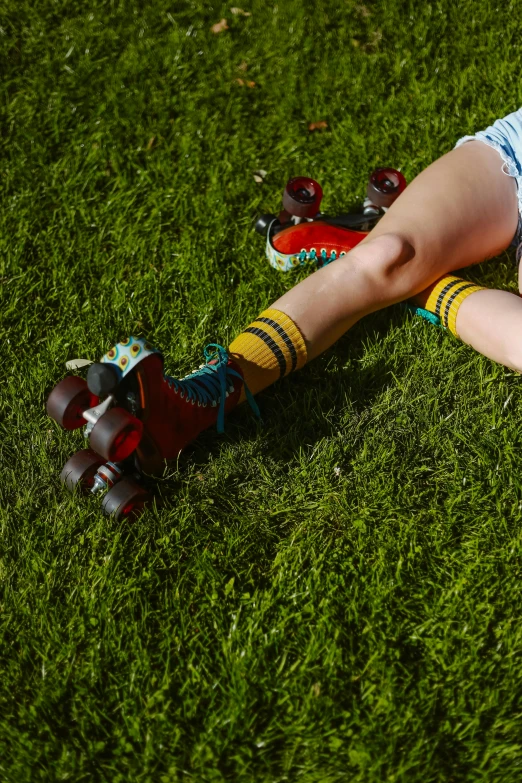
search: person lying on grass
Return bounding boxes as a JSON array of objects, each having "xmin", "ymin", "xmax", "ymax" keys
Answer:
[{"xmin": 91, "ymin": 108, "xmax": 522, "ymax": 465}]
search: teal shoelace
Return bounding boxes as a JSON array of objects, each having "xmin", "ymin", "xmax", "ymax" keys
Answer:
[
  {"xmin": 297, "ymin": 248, "xmax": 339, "ymax": 267},
  {"xmin": 166, "ymin": 343, "xmax": 260, "ymax": 434}
]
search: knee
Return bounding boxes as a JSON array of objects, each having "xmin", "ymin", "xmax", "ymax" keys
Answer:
[
  {"xmin": 353, "ymin": 232, "xmax": 419, "ymax": 301},
  {"xmin": 368, "ymin": 232, "xmax": 415, "ymax": 266}
]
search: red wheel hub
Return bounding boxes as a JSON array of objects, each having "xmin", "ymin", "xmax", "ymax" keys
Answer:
[{"xmin": 283, "ymin": 177, "xmax": 323, "ymax": 218}]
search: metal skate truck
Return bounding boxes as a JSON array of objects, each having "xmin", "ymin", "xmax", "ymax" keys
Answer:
[{"xmin": 46, "ymin": 168, "xmax": 406, "ymax": 518}]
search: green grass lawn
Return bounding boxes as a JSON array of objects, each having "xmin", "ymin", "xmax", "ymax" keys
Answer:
[{"xmin": 2, "ymin": 0, "xmax": 522, "ymax": 780}]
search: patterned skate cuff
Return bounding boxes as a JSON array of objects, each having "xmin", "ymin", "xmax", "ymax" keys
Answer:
[{"xmin": 101, "ymin": 336, "xmax": 161, "ymax": 378}]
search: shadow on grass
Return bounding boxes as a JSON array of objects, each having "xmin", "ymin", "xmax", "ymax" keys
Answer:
[{"xmin": 150, "ymin": 304, "xmax": 409, "ymax": 511}]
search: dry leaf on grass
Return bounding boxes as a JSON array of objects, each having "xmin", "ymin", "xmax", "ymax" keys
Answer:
[
  {"xmin": 254, "ymin": 169, "xmax": 267, "ymax": 179},
  {"xmin": 253, "ymin": 175, "xmax": 263, "ymax": 183},
  {"xmin": 230, "ymin": 7, "xmax": 252, "ymax": 16},
  {"xmin": 238, "ymin": 60, "xmax": 248, "ymax": 71},
  {"xmin": 235, "ymin": 78, "xmax": 256, "ymax": 88},
  {"xmin": 65, "ymin": 358, "xmax": 93, "ymax": 370},
  {"xmin": 365, "ymin": 29, "xmax": 382, "ymax": 49},
  {"xmin": 308, "ymin": 120, "xmax": 328, "ymax": 131},
  {"xmin": 211, "ymin": 18, "xmax": 229, "ymax": 33}
]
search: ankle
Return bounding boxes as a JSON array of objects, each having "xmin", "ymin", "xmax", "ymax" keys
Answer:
[{"xmin": 229, "ymin": 308, "xmax": 308, "ymax": 397}]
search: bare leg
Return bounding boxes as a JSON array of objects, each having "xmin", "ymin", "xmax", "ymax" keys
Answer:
[
  {"xmin": 272, "ymin": 141, "xmax": 518, "ymax": 360},
  {"xmin": 451, "ymin": 289, "xmax": 522, "ymax": 371}
]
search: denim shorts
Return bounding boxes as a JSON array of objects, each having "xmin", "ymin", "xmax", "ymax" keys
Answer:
[{"xmin": 455, "ymin": 107, "xmax": 522, "ymax": 262}]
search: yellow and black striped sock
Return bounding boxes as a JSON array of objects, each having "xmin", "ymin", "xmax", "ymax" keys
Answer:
[
  {"xmin": 423, "ymin": 275, "xmax": 485, "ymax": 337},
  {"xmin": 229, "ymin": 308, "xmax": 307, "ymax": 399}
]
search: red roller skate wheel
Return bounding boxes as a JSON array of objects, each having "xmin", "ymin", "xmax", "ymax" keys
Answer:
[
  {"xmin": 367, "ymin": 167, "xmax": 406, "ymax": 208},
  {"xmin": 282, "ymin": 176, "xmax": 323, "ymax": 218},
  {"xmin": 101, "ymin": 478, "xmax": 150, "ymax": 520},
  {"xmin": 89, "ymin": 407, "xmax": 143, "ymax": 462},
  {"xmin": 60, "ymin": 449, "xmax": 105, "ymax": 493},
  {"xmin": 47, "ymin": 376, "xmax": 98, "ymax": 430}
]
